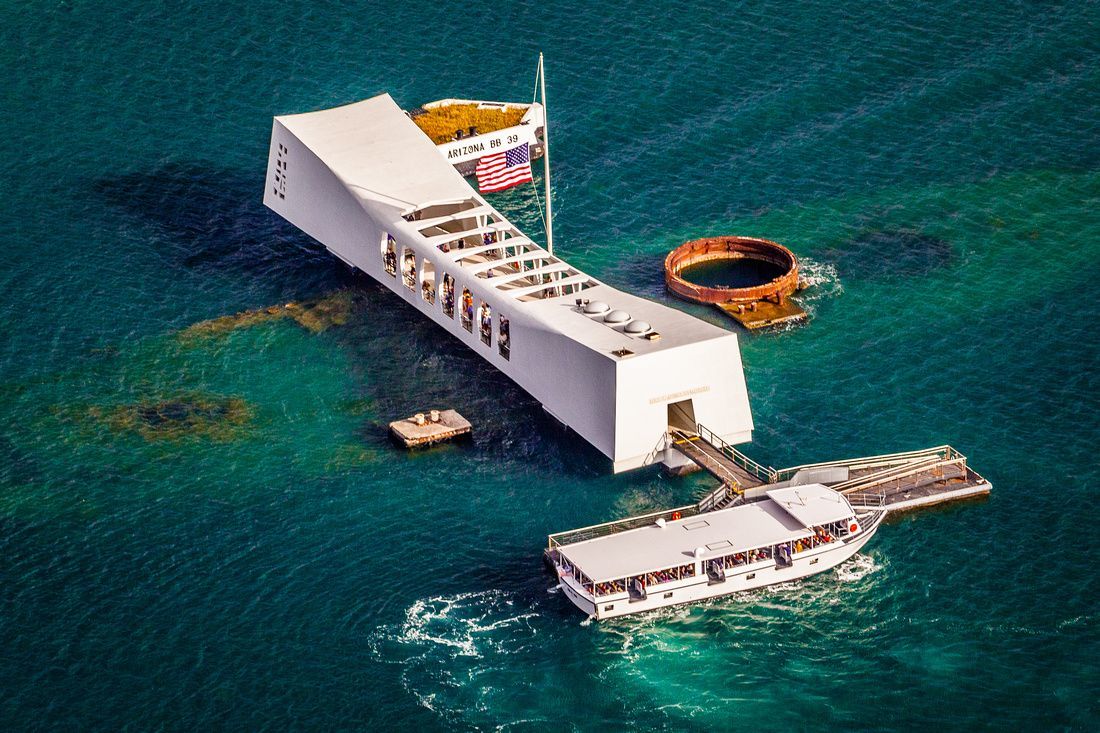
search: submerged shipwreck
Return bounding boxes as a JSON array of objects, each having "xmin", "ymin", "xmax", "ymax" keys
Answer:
[{"xmin": 262, "ymin": 74, "xmax": 990, "ymax": 620}]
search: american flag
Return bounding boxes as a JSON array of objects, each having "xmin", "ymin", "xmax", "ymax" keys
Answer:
[{"xmin": 475, "ymin": 144, "xmax": 533, "ymax": 193}]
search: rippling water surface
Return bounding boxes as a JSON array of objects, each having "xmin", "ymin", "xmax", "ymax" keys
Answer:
[{"xmin": 2, "ymin": 1, "xmax": 1098, "ymax": 729}]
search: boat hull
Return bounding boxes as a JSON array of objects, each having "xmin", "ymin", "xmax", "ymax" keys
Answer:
[{"xmin": 559, "ymin": 510, "xmax": 885, "ymax": 620}]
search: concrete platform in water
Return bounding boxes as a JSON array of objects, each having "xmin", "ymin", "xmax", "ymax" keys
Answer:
[{"xmin": 389, "ymin": 409, "xmax": 471, "ymax": 448}]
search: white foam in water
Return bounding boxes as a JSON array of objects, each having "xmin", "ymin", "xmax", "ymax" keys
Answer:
[
  {"xmin": 835, "ymin": 553, "xmax": 880, "ymax": 582},
  {"xmin": 372, "ymin": 590, "xmax": 547, "ymax": 723},
  {"xmin": 794, "ymin": 257, "xmax": 843, "ymax": 317}
]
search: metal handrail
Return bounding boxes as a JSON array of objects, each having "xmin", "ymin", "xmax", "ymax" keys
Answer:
[
  {"xmin": 833, "ymin": 454, "xmax": 964, "ymax": 495},
  {"xmin": 694, "ymin": 423, "xmax": 778, "ymax": 483},
  {"xmin": 548, "ymin": 503, "xmax": 700, "ymax": 549},
  {"xmin": 668, "ymin": 429, "xmax": 745, "ymax": 489},
  {"xmin": 774, "ymin": 445, "xmax": 965, "ymax": 483}
]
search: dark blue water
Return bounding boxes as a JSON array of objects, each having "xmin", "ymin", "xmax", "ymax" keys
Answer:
[{"xmin": 2, "ymin": 1, "xmax": 1098, "ymax": 729}]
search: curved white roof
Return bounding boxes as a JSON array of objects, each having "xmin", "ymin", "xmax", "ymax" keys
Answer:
[{"xmin": 276, "ymin": 94, "xmax": 473, "ymax": 214}]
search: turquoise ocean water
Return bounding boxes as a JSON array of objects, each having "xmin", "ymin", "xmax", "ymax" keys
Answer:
[{"xmin": 2, "ymin": 1, "xmax": 1098, "ymax": 729}]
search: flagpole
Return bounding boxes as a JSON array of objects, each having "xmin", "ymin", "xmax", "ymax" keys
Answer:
[{"xmin": 539, "ymin": 52, "xmax": 553, "ymax": 257}]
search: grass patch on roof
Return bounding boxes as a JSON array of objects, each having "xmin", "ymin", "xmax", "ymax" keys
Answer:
[{"xmin": 412, "ymin": 104, "xmax": 526, "ymax": 144}]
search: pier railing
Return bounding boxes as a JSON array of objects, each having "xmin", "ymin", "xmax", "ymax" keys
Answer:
[
  {"xmin": 773, "ymin": 445, "xmax": 965, "ymax": 484},
  {"xmin": 547, "ymin": 503, "xmax": 702, "ymax": 549}
]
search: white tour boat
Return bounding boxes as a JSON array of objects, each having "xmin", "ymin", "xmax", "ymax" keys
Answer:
[{"xmin": 550, "ymin": 484, "xmax": 886, "ymax": 620}]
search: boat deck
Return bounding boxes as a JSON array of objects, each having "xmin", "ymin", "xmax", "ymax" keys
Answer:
[{"xmin": 716, "ymin": 299, "xmax": 808, "ymax": 330}]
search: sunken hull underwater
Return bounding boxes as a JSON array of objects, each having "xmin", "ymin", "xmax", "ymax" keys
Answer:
[
  {"xmin": 550, "ymin": 485, "xmax": 885, "ymax": 620},
  {"xmin": 263, "ymin": 93, "xmax": 754, "ymax": 472}
]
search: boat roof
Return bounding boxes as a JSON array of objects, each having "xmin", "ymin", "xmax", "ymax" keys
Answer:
[
  {"xmin": 559, "ymin": 485, "xmax": 853, "ymax": 582},
  {"xmin": 766, "ymin": 485, "xmax": 855, "ymax": 527}
]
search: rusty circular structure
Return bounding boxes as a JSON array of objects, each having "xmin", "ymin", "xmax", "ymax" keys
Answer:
[{"xmin": 664, "ymin": 235, "xmax": 800, "ymax": 305}]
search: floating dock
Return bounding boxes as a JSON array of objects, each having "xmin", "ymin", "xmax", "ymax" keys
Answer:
[
  {"xmin": 668, "ymin": 424, "xmax": 991, "ymax": 514},
  {"xmin": 389, "ymin": 409, "xmax": 471, "ymax": 448}
]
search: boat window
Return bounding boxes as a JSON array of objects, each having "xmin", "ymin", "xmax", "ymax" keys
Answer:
[
  {"xmin": 498, "ymin": 315, "xmax": 510, "ymax": 359},
  {"xmin": 478, "ymin": 302, "xmax": 492, "ymax": 346},
  {"xmin": 421, "ymin": 258, "xmax": 436, "ymax": 304},
  {"xmin": 460, "ymin": 288, "xmax": 474, "ymax": 332},
  {"xmin": 722, "ymin": 552, "xmax": 748, "ymax": 569},
  {"xmin": 440, "ymin": 274, "xmax": 455, "ymax": 318},
  {"xmin": 401, "ymin": 249, "xmax": 417, "ymax": 290},
  {"xmin": 382, "ymin": 234, "xmax": 397, "ymax": 277},
  {"xmin": 644, "ymin": 566, "xmax": 681, "ymax": 586},
  {"xmin": 594, "ymin": 579, "xmax": 625, "ymax": 597}
]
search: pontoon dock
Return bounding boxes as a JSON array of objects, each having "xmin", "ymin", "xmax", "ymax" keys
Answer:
[{"xmin": 668, "ymin": 424, "xmax": 991, "ymax": 513}]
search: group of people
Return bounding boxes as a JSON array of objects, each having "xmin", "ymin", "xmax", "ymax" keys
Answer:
[
  {"xmin": 711, "ymin": 524, "xmax": 841, "ymax": 570},
  {"xmin": 794, "ymin": 526, "xmax": 836, "ymax": 553},
  {"xmin": 594, "ymin": 579, "xmax": 626, "ymax": 596},
  {"xmin": 401, "ymin": 251, "xmax": 417, "ymax": 289},
  {"xmin": 440, "ymin": 277, "xmax": 455, "ymax": 316},
  {"xmin": 640, "ymin": 563, "xmax": 697, "ymax": 588},
  {"xmin": 498, "ymin": 316, "xmax": 510, "ymax": 358},
  {"xmin": 383, "ymin": 245, "xmax": 397, "ymax": 276}
]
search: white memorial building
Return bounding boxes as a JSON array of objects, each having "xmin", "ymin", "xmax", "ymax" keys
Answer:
[{"xmin": 263, "ymin": 93, "xmax": 754, "ymax": 472}]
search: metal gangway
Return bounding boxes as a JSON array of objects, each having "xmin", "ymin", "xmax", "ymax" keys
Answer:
[{"xmin": 668, "ymin": 425, "xmax": 774, "ymax": 487}]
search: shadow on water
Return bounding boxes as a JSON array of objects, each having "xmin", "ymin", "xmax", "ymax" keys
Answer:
[
  {"xmin": 93, "ymin": 163, "xmax": 623, "ymax": 478},
  {"xmin": 820, "ymin": 228, "xmax": 955, "ymax": 279},
  {"xmin": 93, "ymin": 161, "xmax": 352, "ymax": 293}
]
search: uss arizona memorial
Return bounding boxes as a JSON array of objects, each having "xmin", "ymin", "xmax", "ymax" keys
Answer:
[{"xmin": 264, "ymin": 93, "xmax": 753, "ymax": 472}]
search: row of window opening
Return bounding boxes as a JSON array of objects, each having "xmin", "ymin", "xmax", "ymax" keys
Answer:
[{"xmin": 383, "ymin": 235, "xmax": 510, "ymax": 359}]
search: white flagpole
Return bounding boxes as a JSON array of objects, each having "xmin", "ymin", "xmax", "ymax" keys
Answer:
[{"xmin": 539, "ymin": 52, "xmax": 553, "ymax": 257}]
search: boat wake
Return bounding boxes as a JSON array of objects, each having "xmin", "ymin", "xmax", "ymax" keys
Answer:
[
  {"xmin": 369, "ymin": 589, "xmax": 552, "ymax": 726},
  {"xmin": 390, "ymin": 590, "xmax": 539, "ymax": 658}
]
